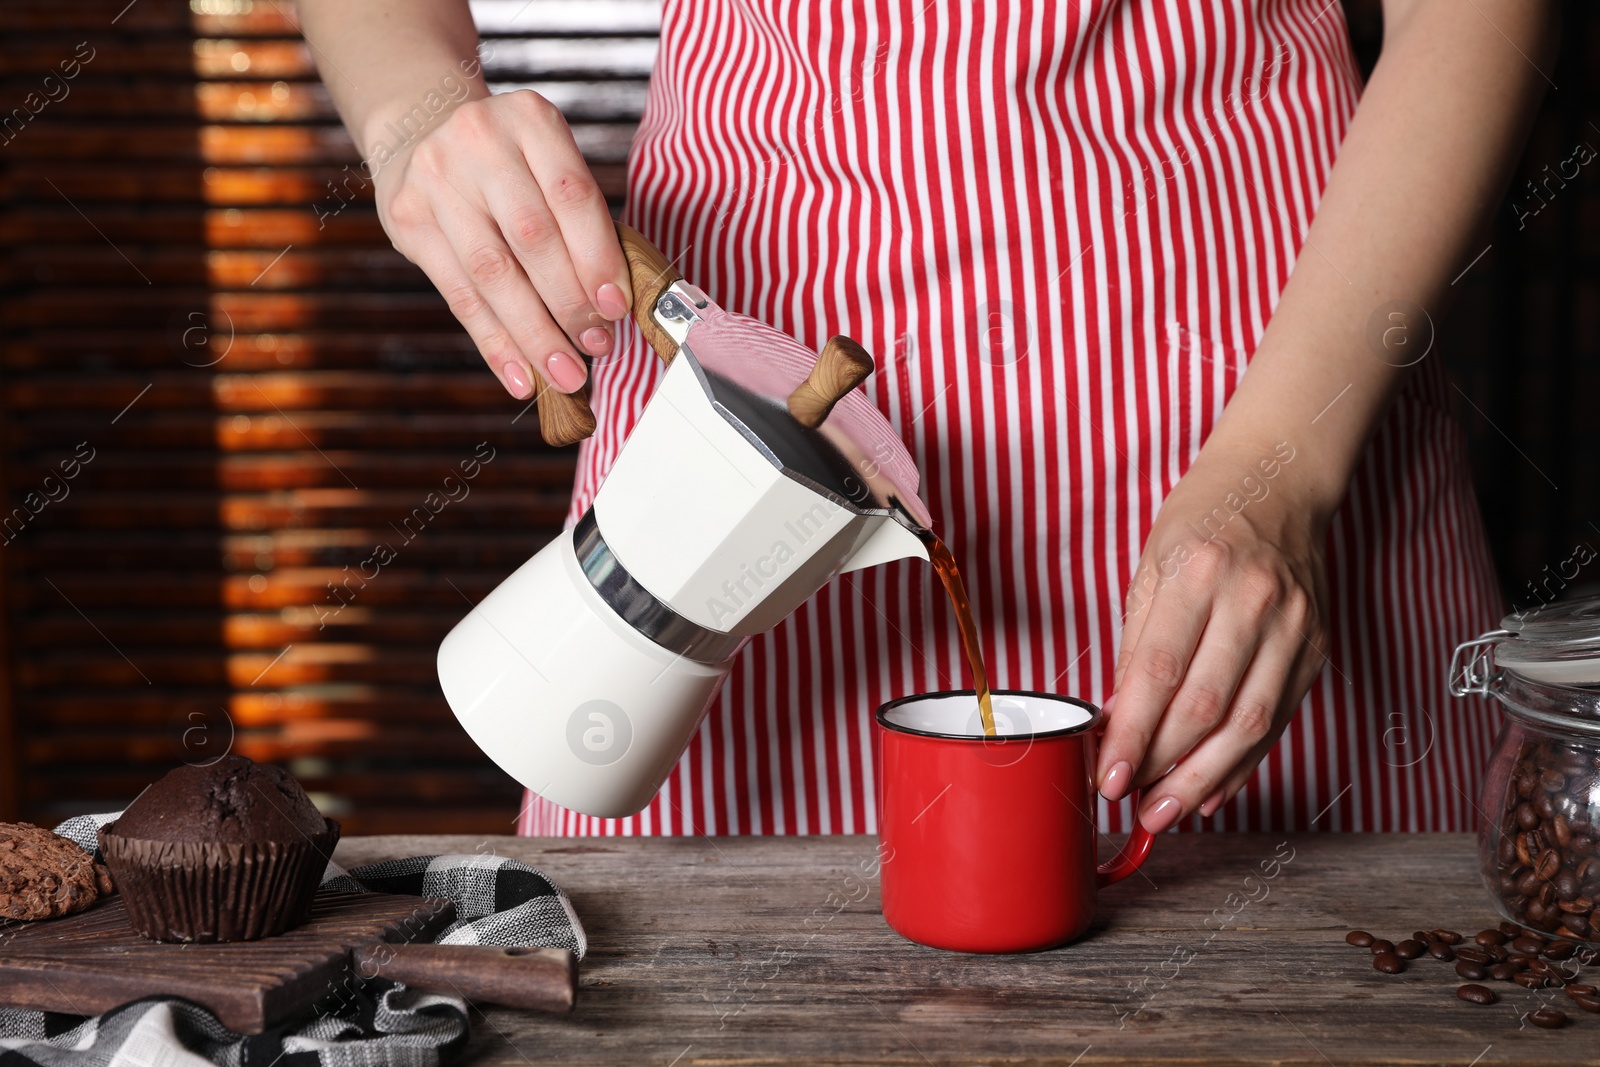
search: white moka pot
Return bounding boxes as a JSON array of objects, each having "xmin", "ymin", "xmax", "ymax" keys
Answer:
[{"xmin": 437, "ymin": 226, "xmax": 934, "ymax": 818}]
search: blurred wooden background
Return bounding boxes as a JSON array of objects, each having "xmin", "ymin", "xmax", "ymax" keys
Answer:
[
  {"xmin": 0, "ymin": 0, "xmax": 1594, "ymax": 833},
  {"xmin": 0, "ymin": 0, "xmax": 655, "ymax": 832}
]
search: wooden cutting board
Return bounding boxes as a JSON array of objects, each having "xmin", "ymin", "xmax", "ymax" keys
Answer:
[{"xmin": 0, "ymin": 891, "xmax": 458, "ymax": 1033}]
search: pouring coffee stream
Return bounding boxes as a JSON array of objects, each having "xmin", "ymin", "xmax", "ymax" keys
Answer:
[
  {"xmin": 437, "ymin": 223, "xmax": 996, "ymax": 819},
  {"xmin": 788, "ymin": 337, "xmax": 997, "ymax": 737},
  {"xmin": 923, "ymin": 533, "xmax": 998, "ymax": 738}
]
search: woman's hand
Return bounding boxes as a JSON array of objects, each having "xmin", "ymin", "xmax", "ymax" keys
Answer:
[
  {"xmin": 1096, "ymin": 438, "xmax": 1334, "ymax": 833},
  {"xmin": 373, "ymin": 89, "xmax": 633, "ymax": 399}
]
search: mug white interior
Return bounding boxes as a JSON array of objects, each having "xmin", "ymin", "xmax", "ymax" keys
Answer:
[{"xmin": 876, "ymin": 690, "xmax": 1098, "ymax": 741}]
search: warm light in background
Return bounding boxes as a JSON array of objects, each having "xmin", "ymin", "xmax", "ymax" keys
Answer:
[{"xmin": 0, "ymin": 0, "xmax": 652, "ymax": 832}]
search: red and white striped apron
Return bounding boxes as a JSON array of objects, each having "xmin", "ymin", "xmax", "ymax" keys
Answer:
[{"xmin": 518, "ymin": 0, "xmax": 1505, "ymax": 836}]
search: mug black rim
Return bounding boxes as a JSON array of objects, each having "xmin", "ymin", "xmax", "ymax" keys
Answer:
[{"xmin": 874, "ymin": 689, "xmax": 1102, "ymax": 741}]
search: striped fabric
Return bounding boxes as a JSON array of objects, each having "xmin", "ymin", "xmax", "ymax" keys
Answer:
[{"xmin": 517, "ymin": 0, "xmax": 1505, "ymax": 836}]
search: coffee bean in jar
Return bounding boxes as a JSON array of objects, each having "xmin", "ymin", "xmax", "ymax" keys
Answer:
[
  {"xmin": 1452, "ymin": 599, "xmax": 1600, "ymax": 944},
  {"xmin": 1489, "ymin": 739, "xmax": 1600, "ymax": 940}
]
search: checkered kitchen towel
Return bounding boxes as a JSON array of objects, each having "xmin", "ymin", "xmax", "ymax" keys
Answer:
[{"xmin": 0, "ymin": 812, "xmax": 587, "ymax": 1067}]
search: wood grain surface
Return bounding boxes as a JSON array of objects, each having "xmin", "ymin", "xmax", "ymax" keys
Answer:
[
  {"xmin": 0, "ymin": 892, "xmax": 455, "ymax": 1034},
  {"xmin": 533, "ymin": 379, "xmax": 599, "ymax": 448},
  {"xmin": 786, "ymin": 336, "xmax": 876, "ymax": 428},
  {"xmin": 351, "ymin": 942, "xmax": 577, "ymax": 1015},
  {"xmin": 329, "ymin": 833, "xmax": 1600, "ymax": 1067},
  {"xmin": 615, "ymin": 221, "xmax": 685, "ymax": 362}
]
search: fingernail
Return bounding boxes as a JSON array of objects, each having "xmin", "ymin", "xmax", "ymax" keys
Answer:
[
  {"xmin": 544, "ymin": 351, "xmax": 588, "ymax": 393},
  {"xmin": 596, "ymin": 283, "xmax": 629, "ymax": 320},
  {"xmin": 501, "ymin": 360, "xmax": 533, "ymax": 399},
  {"xmin": 1100, "ymin": 760, "xmax": 1133, "ymax": 801},
  {"xmin": 1199, "ymin": 788, "xmax": 1225, "ymax": 818},
  {"xmin": 581, "ymin": 326, "xmax": 612, "ymax": 357},
  {"xmin": 1140, "ymin": 796, "xmax": 1183, "ymax": 835}
]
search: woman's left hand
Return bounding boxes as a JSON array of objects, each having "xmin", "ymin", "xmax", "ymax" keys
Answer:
[{"xmin": 1095, "ymin": 436, "xmax": 1334, "ymax": 833}]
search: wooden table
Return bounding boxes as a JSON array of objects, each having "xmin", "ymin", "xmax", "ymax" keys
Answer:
[{"xmin": 333, "ymin": 833, "xmax": 1600, "ymax": 1066}]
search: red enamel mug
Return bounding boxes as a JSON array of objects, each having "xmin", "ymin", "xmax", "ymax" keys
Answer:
[{"xmin": 874, "ymin": 690, "xmax": 1156, "ymax": 953}]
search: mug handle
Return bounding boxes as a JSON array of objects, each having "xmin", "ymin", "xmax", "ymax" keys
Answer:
[{"xmin": 1097, "ymin": 788, "xmax": 1158, "ymax": 888}]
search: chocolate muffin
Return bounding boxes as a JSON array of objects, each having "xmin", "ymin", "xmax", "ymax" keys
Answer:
[{"xmin": 99, "ymin": 756, "xmax": 339, "ymax": 942}]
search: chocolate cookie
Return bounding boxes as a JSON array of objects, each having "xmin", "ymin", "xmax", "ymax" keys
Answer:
[{"xmin": 0, "ymin": 822, "xmax": 114, "ymax": 921}]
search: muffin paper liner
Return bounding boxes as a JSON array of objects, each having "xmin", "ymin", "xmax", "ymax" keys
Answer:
[{"xmin": 97, "ymin": 817, "xmax": 340, "ymax": 942}]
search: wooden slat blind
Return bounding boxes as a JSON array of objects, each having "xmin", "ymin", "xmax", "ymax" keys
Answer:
[{"xmin": 0, "ymin": 0, "xmax": 659, "ymax": 832}]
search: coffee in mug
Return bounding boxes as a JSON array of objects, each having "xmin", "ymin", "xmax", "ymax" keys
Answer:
[{"xmin": 874, "ymin": 690, "xmax": 1155, "ymax": 953}]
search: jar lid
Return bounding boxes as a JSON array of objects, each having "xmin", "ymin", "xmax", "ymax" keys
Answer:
[
  {"xmin": 1493, "ymin": 596, "xmax": 1600, "ymax": 686},
  {"xmin": 1451, "ymin": 596, "xmax": 1600, "ymax": 735}
]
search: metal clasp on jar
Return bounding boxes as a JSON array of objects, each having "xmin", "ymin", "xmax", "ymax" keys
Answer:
[{"xmin": 1450, "ymin": 629, "xmax": 1512, "ymax": 697}]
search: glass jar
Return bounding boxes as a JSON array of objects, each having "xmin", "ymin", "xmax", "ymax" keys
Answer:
[{"xmin": 1452, "ymin": 597, "xmax": 1600, "ymax": 944}]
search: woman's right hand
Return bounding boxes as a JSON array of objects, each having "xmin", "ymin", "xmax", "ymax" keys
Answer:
[{"xmin": 373, "ymin": 89, "xmax": 633, "ymax": 399}]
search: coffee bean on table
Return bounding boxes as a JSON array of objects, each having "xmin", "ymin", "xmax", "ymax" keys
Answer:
[
  {"xmin": 1456, "ymin": 946, "xmax": 1492, "ymax": 965},
  {"xmin": 1432, "ymin": 929, "xmax": 1463, "ymax": 944},
  {"xmin": 1485, "ymin": 944, "xmax": 1510, "ymax": 962},
  {"xmin": 1373, "ymin": 952, "xmax": 1405, "ymax": 974},
  {"xmin": 1565, "ymin": 984, "xmax": 1599, "ymax": 998},
  {"xmin": 1456, "ymin": 960, "xmax": 1488, "ymax": 981},
  {"xmin": 1544, "ymin": 940, "xmax": 1577, "ymax": 961},
  {"xmin": 1345, "ymin": 930, "xmax": 1375, "ymax": 948},
  {"xmin": 1511, "ymin": 935, "xmax": 1546, "ymax": 954},
  {"xmin": 1529, "ymin": 1008, "xmax": 1567, "ymax": 1029},
  {"xmin": 1514, "ymin": 972, "xmax": 1550, "ymax": 990},
  {"xmin": 1499, "ymin": 921, "xmax": 1522, "ymax": 937},
  {"xmin": 1457, "ymin": 984, "xmax": 1497, "ymax": 1005},
  {"xmin": 1370, "ymin": 939, "xmax": 1395, "ymax": 955},
  {"xmin": 1395, "ymin": 939, "xmax": 1425, "ymax": 960},
  {"xmin": 1476, "ymin": 929, "xmax": 1508, "ymax": 947},
  {"xmin": 1489, "ymin": 963, "xmax": 1516, "ymax": 981},
  {"xmin": 1571, "ymin": 993, "xmax": 1600, "ymax": 1014},
  {"xmin": 1428, "ymin": 941, "xmax": 1456, "ymax": 962}
]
